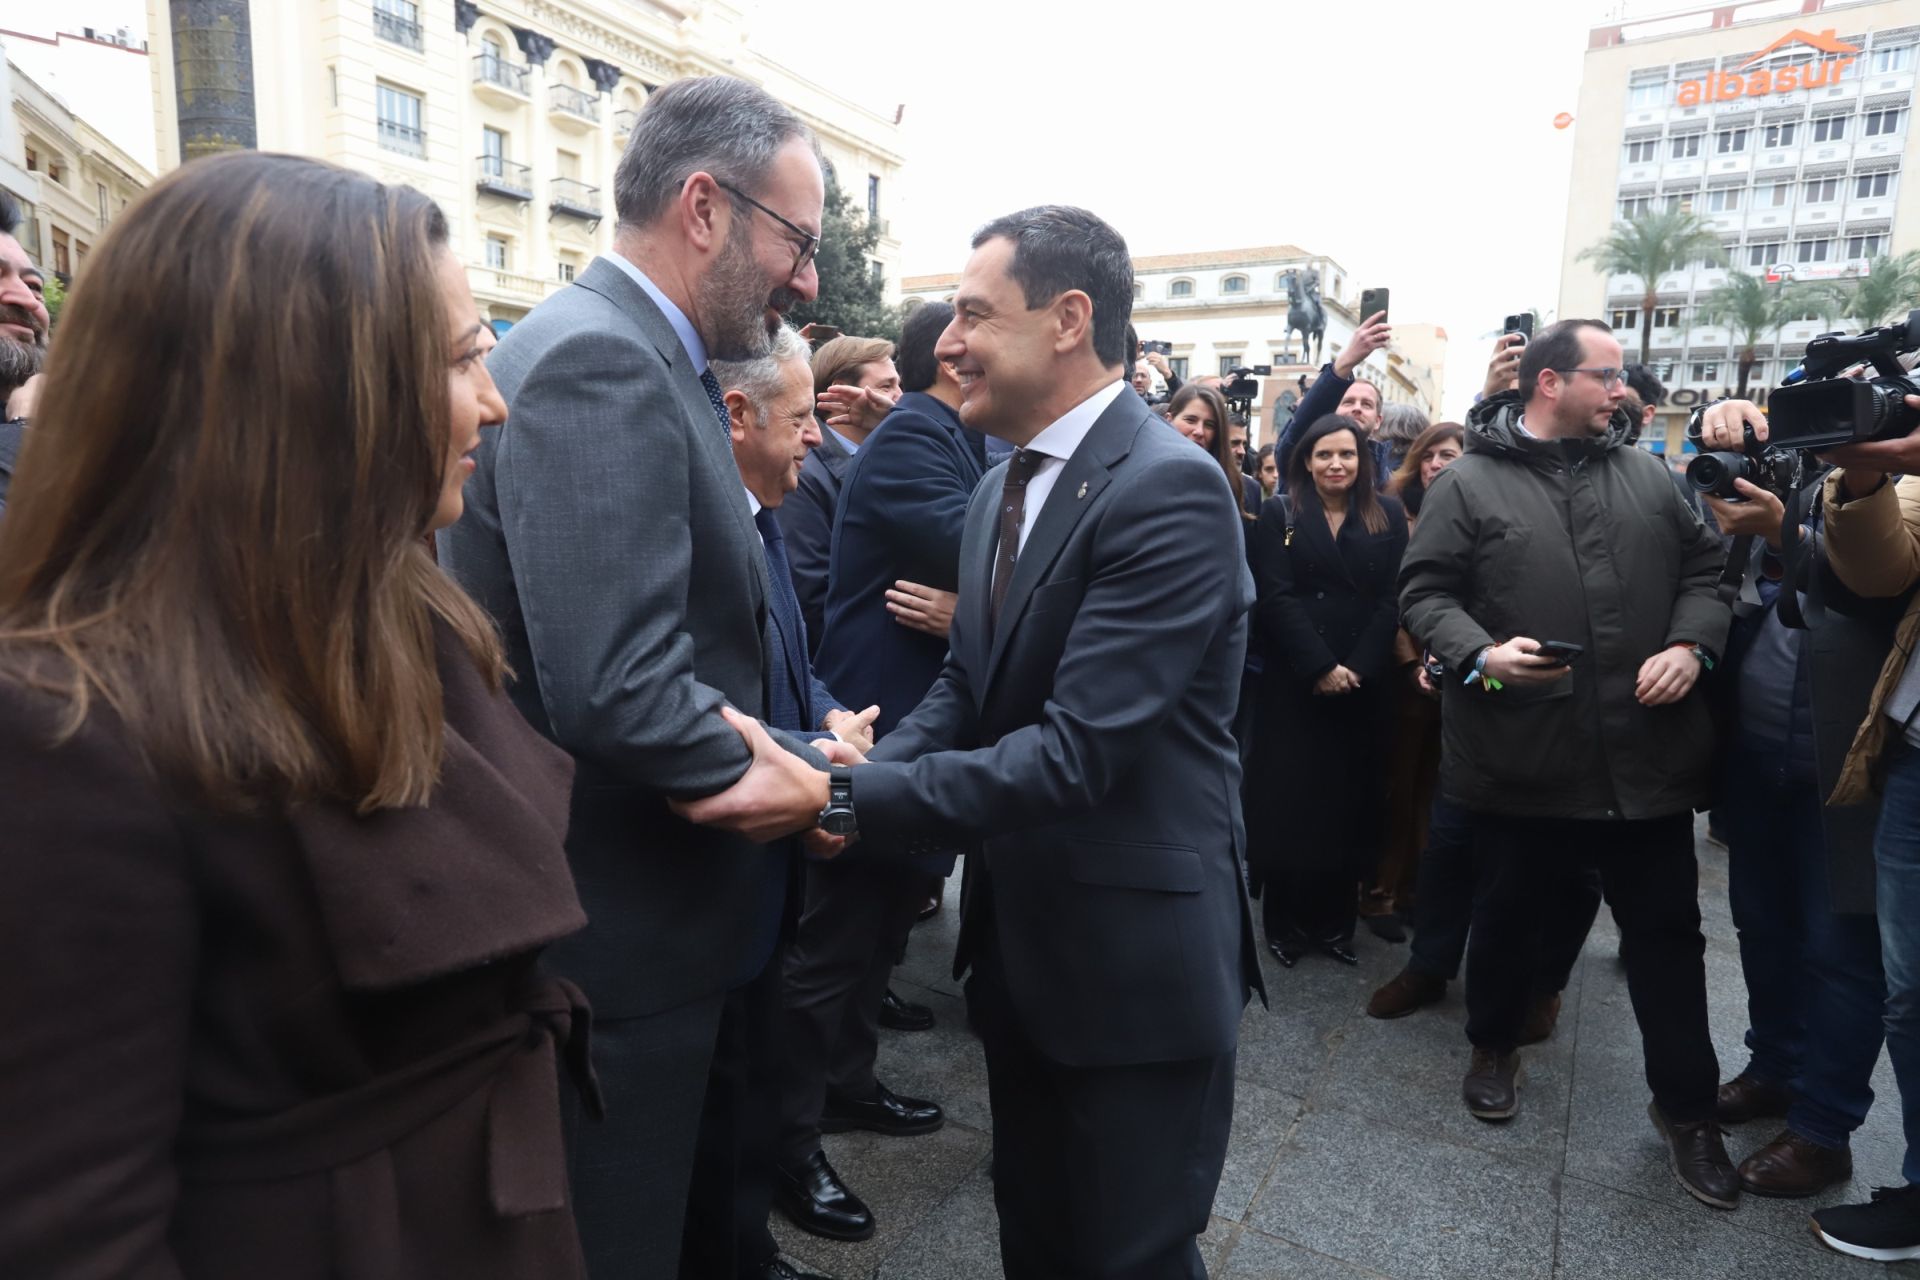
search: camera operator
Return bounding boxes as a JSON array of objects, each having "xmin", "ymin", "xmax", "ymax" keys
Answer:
[
  {"xmin": 1400, "ymin": 319, "xmax": 1737, "ymax": 1207},
  {"xmin": 1697, "ymin": 393, "xmax": 1920, "ymax": 1259}
]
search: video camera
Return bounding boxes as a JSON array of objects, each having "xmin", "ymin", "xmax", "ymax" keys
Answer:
[
  {"xmin": 1224, "ymin": 365, "xmax": 1272, "ymax": 415},
  {"xmin": 1685, "ymin": 309, "xmax": 1920, "ymax": 501}
]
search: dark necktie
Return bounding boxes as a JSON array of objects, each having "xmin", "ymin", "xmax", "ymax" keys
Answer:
[
  {"xmin": 699, "ymin": 368, "xmax": 735, "ymax": 452},
  {"xmin": 991, "ymin": 448, "xmax": 1045, "ymax": 629},
  {"xmin": 754, "ymin": 506, "xmax": 808, "ymax": 733}
]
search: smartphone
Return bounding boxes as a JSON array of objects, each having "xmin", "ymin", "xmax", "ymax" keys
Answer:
[
  {"xmin": 1502, "ymin": 313, "xmax": 1534, "ymax": 343},
  {"xmin": 1142, "ymin": 339, "xmax": 1173, "ymax": 356},
  {"xmin": 1535, "ymin": 640, "xmax": 1584, "ymax": 667},
  {"xmin": 800, "ymin": 322, "xmax": 841, "ymax": 343},
  {"xmin": 1360, "ymin": 287, "xmax": 1389, "ymax": 323}
]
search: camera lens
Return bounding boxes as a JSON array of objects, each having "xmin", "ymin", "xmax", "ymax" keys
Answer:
[{"xmin": 1686, "ymin": 451, "xmax": 1748, "ymax": 499}]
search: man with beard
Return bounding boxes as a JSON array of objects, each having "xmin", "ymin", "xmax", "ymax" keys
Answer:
[
  {"xmin": 439, "ymin": 76, "xmax": 848, "ymax": 1280},
  {"xmin": 0, "ymin": 191, "xmax": 52, "ymax": 517}
]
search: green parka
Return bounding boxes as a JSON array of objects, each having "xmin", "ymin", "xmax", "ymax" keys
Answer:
[{"xmin": 1398, "ymin": 391, "xmax": 1731, "ymax": 821}]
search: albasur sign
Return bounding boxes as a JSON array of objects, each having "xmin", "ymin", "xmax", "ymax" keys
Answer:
[{"xmin": 1673, "ymin": 28, "xmax": 1859, "ymax": 106}]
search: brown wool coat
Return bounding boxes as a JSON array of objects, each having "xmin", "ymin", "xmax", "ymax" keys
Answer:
[
  {"xmin": 0, "ymin": 629, "xmax": 594, "ymax": 1280},
  {"xmin": 1824, "ymin": 471, "xmax": 1920, "ymax": 805}
]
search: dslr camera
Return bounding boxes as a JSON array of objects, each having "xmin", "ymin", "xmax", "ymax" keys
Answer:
[{"xmin": 1685, "ymin": 308, "xmax": 1920, "ymax": 500}]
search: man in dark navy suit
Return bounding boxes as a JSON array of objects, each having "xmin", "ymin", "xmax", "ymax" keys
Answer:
[{"xmin": 769, "ymin": 300, "xmax": 986, "ymax": 1242}]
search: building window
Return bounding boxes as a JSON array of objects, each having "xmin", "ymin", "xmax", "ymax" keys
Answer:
[
  {"xmin": 1866, "ymin": 109, "xmax": 1905, "ymax": 137},
  {"xmin": 1748, "ymin": 241, "xmax": 1785, "ymax": 267},
  {"xmin": 1653, "ymin": 306, "xmax": 1682, "ymax": 328},
  {"xmin": 1133, "ymin": 281, "xmax": 1144, "ymax": 299},
  {"xmin": 555, "ymin": 148, "xmax": 580, "ymax": 180},
  {"xmin": 1812, "ymin": 115, "xmax": 1849, "ymax": 143},
  {"xmin": 1857, "ymin": 170, "xmax": 1895, "ymax": 199},
  {"xmin": 870, "ymin": 259, "xmax": 884, "ymax": 287},
  {"xmin": 1690, "ymin": 361, "xmax": 1720, "ymax": 382},
  {"xmin": 1756, "ymin": 181, "xmax": 1792, "ymax": 208},
  {"xmin": 557, "ymin": 260, "xmax": 576, "ymax": 283},
  {"xmin": 50, "ymin": 227, "xmax": 69, "ymax": 276},
  {"xmin": 1848, "ymin": 233, "xmax": 1888, "ymax": 259},
  {"xmin": 1804, "ymin": 177, "xmax": 1839, "ymax": 204},
  {"xmin": 1705, "ymin": 187, "xmax": 1741, "ymax": 212},
  {"xmin": 1168, "ymin": 278, "xmax": 1194, "ymax": 298},
  {"xmin": 1221, "ymin": 274, "xmax": 1248, "ymax": 295},
  {"xmin": 372, "ymin": 0, "xmax": 423, "ymax": 52},
  {"xmin": 1218, "ymin": 356, "xmax": 1242, "ymax": 378},
  {"xmin": 1650, "ymin": 358, "xmax": 1676, "ymax": 380},
  {"xmin": 1716, "ymin": 128, "xmax": 1748, "ymax": 153},
  {"xmin": 96, "ymin": 181, "xmax": 108, "ymax": 228},
  {"xmin": 1618, "ymin": 194, "xmax": 1654, "ymax": 219},
  {"xmin": 23, "ymin": 145, "xmax": 35, "ymax": 172},
  {"xmin": 1670, "ymin": 133, "xmax": 1702, "ymax": 159},
  {"xmin": 1610, "ymin": 308, "xmax": 1638, "ymax": 330},
  {"xmin": 1872, "ymin": 44, "xmax": 1915, "ymax": 74},
  {"xmin": 376, "ymin": 83, "xmax": 426, "ymax": 158},
  {"xmin": 1625, "ymin": 139, "xmax": 1657, "ymax": 163},
  {"xmin": 481, "ymin": 126, "xmax": 507, "ymax": 175},
  {"xmin": 1665, "ymin": 192, "xmax": 1694, "ymax": 213},
  {"xmin": 1763, "ymin": 121, "xmax": 1798, "ymax": 148},
  {"xmin": 485, "ymin": 235, "xmax": 508, "ymax": 271},
  {"xmin": 1168, "ymin": 356, "xmax": 1189, "ymax": 381},
  {"xmin": 1629, "ymin": 82, "xmax": 1667, "ymax": 109},
  {"xmin": 1795, "ymin": 237, "xmax": 1834, "ymax": 263},
  {"xmin": 866, "ymin": 174, "xmax": 879, "ymax": 219},
  {"xmin": 46, "ymin": 156, "xmax": 63, "ymax": 185}
]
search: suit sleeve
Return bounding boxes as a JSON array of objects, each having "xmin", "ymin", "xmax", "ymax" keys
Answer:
[
  {"xmin": 855, "ymin": 416, "xmax": 976, "ymax": 577},
  {"xmin": 854, "ymin": 453, "xmax": 1243, "ymax": 841},
  {"xmin": 1398, "ymin": 467, "xmax": 1498, "ymax": 670},
  {"xmin": 776, "ymin": 462, "xmax": 835, "ymax": 657},
  {"xmin": 1251, "ymin": 495, "xmax": 1339, "ymax": 684},
  {"xmin": 0, "ymin": 710, "xmax": 193, "ymax": 1278},
  {"xmin": 1276, "ymin": 363, "xmax": 1352, "ymax": 480},
  {"xmin": 495, "ymin": 329, "xmax": 759, "ymax": 797}
]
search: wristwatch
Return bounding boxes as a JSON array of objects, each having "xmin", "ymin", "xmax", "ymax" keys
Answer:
[{"xmin": 818, "ymin": 764, "xmax": 857, "ymax": 837}]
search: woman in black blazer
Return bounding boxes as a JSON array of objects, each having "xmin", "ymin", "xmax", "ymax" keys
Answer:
[{"xmin": 1249, "ymin": 413, "xmax": 1409, "ymax": 966}]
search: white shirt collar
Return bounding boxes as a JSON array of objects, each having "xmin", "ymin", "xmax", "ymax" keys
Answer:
[
  {"xmin": 600, "ymin": 253, "xmax": 709, "ymax": 374},
  {"xmin": 1021, "ymin": 379, "xmax": 1127, "ymax": 462},
  {"xmin": 742, "ymin": 486, "xmax": 763, "ymax": 518}
]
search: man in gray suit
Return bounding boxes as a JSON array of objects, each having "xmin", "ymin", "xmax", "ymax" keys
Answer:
[
  {"xmin": 683, "ymin": 207, "xmax": 1266, "ymax": 1279},
  {"xmin": 439, "ymin": 76, "xmax": 849, "ymax": 1280}
]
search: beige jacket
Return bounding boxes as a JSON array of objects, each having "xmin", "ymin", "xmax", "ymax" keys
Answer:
[{"xmin": 1825, "ymin": 470, "xmax": 1920, "ymax": 803}]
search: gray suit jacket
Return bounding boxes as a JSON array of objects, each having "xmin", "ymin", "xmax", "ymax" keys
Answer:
[
  {"xmin": 440, "ymin": 256, "xmax": 820, "ymax": 1018},
  {"xmin": 855, "ymin": 389, "xmax": 1266, "ymax": 1068}
]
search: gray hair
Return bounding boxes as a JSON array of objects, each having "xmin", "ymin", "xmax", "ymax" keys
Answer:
[
  {"xmin": 1377, "ymin": 401, "xmax": 1430, "ymax": 448},
  {"xmin": 614, "ymin": 76, "xmax": 812, "ymax": 230},
  {"xmin": 709, "ymin": 324, "xmax": 811, "ymax": 413}
]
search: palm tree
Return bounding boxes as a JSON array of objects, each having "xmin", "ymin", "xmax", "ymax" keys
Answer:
[
  {"xmin": 1579, "ymin": 208, "xmax": 1728, "ymax": 363},
  {"xmin": 1693, "ymin": 272, "xmax": 1800, "ymax": 397},
  {"xmin": 1822, "ymin": 251, "xmax": 1920, "ymax": 327}
]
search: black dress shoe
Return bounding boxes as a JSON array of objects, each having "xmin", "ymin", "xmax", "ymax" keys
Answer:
[
  {"xmin": 773, "ymin": 1150, "xmax": 874, "ymax": 1243},
  {"xmin": 916, "ymin": 893, "xmax": 941, "ymax": 922},
  {"xmin": 1315, "ymin": 935, "xmax": 1359, "ymax": 966},
  {"xmin": 820, "ymin": 1081, "xmax": 943, "ymax": 1137},
  {"xmin": 759, "ymin": 1252, "xmax": 841, "ymax": 1279},
  {"xmin": 879, "ymin": 987, "xmax": 935, "ymax": 1032},
  {"xmin": 1267, "ymin": 936, "xmax": 1303, "ymax": 968}
]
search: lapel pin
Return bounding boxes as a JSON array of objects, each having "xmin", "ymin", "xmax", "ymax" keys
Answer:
[{"xmin": 1076, "ymin": 481, "xmax": 1088, "ymax": 499}]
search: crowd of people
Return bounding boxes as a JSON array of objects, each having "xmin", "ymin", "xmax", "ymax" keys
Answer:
[{"xmin": 10, "ymin": 66, "xmax": 1920, "ymax": 1280}]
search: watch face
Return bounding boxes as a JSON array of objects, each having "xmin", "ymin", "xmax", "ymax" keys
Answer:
[{"xmin": 821, "ymin": 810, "xmax": 858, "ymax": 837}]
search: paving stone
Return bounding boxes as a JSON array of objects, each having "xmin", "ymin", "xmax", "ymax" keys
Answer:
[
  {"xmin": 1215, "ymin": 1226, "xmax": 1394, "ymax": 1278},
  {"xmin": 1213, "ymin": 1080, "xmax": 1306, "ymax": 1222},
  {"xmin": 873, "ymin": 981, "xmax": 992, "ymax": 1136},
  {"xmin": 1556, "ymin": 1176, "xmax": 1884, "ymax": 1279}
]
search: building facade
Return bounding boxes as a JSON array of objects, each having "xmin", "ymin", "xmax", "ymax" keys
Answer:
[
  {"xmin": 1558, "ymin": 0, "xmax": 1920, "ymax": 450},
  {"xmin": 143, "ymin": 0, "xmax": 906, "ymax": 328},
  {"xmin": 901, "ymin": 245, "xmax": 1446, "ymax": 445}
]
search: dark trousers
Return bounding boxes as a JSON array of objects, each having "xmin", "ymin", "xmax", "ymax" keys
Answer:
[
  {"xmin": 1466, "ymin": 811, "xmax": 1719, "ymax": 1122},
  {"xmin": 1409, "ymin": 794, "xmax": 1601, "ymax": 988},
  {"xmin": 1870, "ymin": 740, "xmax": 1920, "ymax": 1183},
  {"xmin": 1261, "ymin": 866, "xmax": 1352, "ymax": 946},
  {"xmin": 775, "ymin": 854, "xmax": 928, "ymax": 1168},
  {"xmin": 1723, "ymin": 744, "xmax": 1885, "ymax": 1150},
  {"xmin": 967, "ymin": 939, "xmax": 1233, "ymax": 1280},
  {"xmin": 565, "ymin": 951, "xmax": 785, "ymax": 1280}
]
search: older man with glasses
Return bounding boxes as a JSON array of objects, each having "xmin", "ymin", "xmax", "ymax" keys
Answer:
[{"xmin": 1399, "ymin": 319, "xmax": 1737, "ymax": 1208}]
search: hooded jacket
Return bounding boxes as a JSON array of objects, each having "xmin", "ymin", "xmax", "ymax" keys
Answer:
[{"xmin": 1398, "ymin": 391, "xmax": 1730, "ymax": 820}]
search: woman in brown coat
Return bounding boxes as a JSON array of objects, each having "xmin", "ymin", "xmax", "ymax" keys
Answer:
[{"xmin": 0, "ymin": 153, "xmax": 595, "ymax": 1278}]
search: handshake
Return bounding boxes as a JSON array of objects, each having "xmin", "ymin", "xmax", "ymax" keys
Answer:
[{"xmin": 670, "ymin": 704, "xmax": 877, "ymax": 858}]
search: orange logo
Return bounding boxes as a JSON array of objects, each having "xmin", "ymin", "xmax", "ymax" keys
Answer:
[{"xmin": 1674, "ymin": 28, "xmax": 1860, "ymax": 105}]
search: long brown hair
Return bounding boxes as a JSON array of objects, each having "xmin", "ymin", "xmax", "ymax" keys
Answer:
[
  {"xmin": 1285, "ymin": 413, "xmax": 1390, "ymax": 535},
  {"xmin": 0, "ymin": 152, "xmax": 502, "ymax": 814},
  {"xmin": 1166, "ymin": 382, "xmax": 1246, "ymax": 515},
  {"xmin": 1386, "ymin": 421, "xmax": 1465, "ymax": 516}
]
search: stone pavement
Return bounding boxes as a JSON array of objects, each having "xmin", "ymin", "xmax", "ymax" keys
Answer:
[{"xmin": 773, "ymin": 831, "xmax": 1920, "ymax": 1279}]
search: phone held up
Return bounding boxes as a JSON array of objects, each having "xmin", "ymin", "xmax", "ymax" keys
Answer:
[
  {"xmin": 1360, "ymin": 287, "xmax": 1389, "ymax": 323},
  {"xmin": 1502, "ymin": 313, "xmax": 1534, "ymax": 344}
]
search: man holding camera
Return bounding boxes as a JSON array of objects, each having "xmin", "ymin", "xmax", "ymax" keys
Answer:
[
  {"xmin": 1401, "ymin": 319, "xmax": 1736, "ymax": 1208},
  {"xmin": 1698, "ymin": 392, "xmax": 1920, "ymax": 1260}
]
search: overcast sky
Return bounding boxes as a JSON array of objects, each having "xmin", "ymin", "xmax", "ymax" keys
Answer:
[{"xmin": 8, "ymin": 0, "xmax": 1677, "ymax": 417}]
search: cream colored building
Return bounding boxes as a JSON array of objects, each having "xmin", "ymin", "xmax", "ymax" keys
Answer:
[
  {"xmin": 1559, "ymin": 0, "xmax": 1920, "ymax": 452},
  {"xmin": 143, "ymin": 0, "xmax": 906, "ymax": 328},
  {"xmin": 4, "ymin": 52, "xmax": 151, "ymax": 283},
  {"xmin": 903, "ymin": 245, "xmax": 1445, "ymax": 445}
]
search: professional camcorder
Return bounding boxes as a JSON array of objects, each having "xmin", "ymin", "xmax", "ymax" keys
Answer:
[
  {"xmin": 1224, "ymin": 365, "xmax": 1272, "ymax": 415},
  {"xmin": 1686, "ymin": 309, "xmax": 1920, "ymax": 500}
]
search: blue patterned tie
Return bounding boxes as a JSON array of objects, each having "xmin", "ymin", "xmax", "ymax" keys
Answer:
[
  {"xmin": 699, "ymin": 368, "xmax": 735, "ymax": 452},
  {"xmin": 754, "ymin": 507, "xmax": 808, "ymax": 733}
]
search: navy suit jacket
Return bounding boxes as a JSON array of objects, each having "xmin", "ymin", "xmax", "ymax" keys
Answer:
[
  {"xmin": 777, "ymin": 427, "xmax": 853, "ymax": 658},
  {"xmin": 855, "ymin": 390, "xmax": 1265, "ymax": 1068}
]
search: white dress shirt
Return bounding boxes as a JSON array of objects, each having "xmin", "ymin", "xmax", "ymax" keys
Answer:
[
  {"xmin": 599, "ymin": 252, "xmax": 709, "ymax": 375},
  {"xmin": 1012, "ymin": 379, "xmax": 1127, "ymax": 554}
]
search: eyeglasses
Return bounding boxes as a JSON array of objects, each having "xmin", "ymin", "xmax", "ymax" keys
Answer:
[
  {"xmin": 712, "ymin": 179, "xmax": 820, "ymax": 277},
  {"xmin": 1555, "ymin": 367, "xmax": 1625, "ymax": 389}
]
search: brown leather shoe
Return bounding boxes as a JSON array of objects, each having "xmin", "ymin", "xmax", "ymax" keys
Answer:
[
  {"xmin": 1367, "ymin": 966, "xmax": 1446, "ymax": 1019},
  {"xmin": 1739, "ymin": 1130, "xmax": 1853, "ymax": 1198},
  {"xmin": 1648, "ymin": 1101, "xmax": 1740, "ymax": 1209},
  {"xmin": 1517, "ymin": 992, "xmax": 1561, "ymax": 1045},
  {"xmin": 1463, "ymin": 1047, "xmax": 1521, "ymax": 1121},
  {"xmin": 1716, "ymin": 1071, "xmax": 1793, "ymax": 1124}
]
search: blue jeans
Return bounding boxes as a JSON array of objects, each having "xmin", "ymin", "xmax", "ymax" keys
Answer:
[
  {"xmin": 1723, "ymin": 742, "xmax": 1885, "ymax": 1150},
  {"xmin": 1876, "ymin": 739, "xmax": 1920, "ymax": 1182}
]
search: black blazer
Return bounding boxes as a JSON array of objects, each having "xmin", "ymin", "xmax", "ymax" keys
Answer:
[
  {"xmin": 856, "ymin": 392, "xmax": 1265, "ymax": 1068},
  {"xmin": 1253, "ymin": 492, "xmax": 1408, "ymax": 690},
  {"xmin": 778, "ymin": 427, "xmax": 854, "ymax": 658}
]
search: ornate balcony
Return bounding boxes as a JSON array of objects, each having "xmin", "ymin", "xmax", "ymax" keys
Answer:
[{"xmin": 476, "ymin": 155, "xmax": 532, "ymax": 201}]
